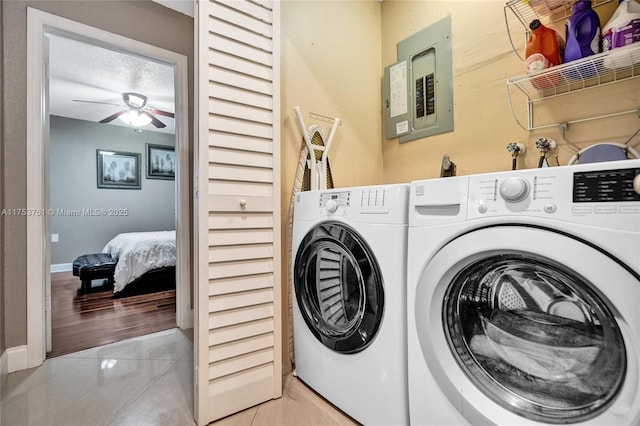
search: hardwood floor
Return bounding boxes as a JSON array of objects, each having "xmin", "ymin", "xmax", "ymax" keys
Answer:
[{"xmin": 48, "ymin": 271, "xmax": 176, "ymax": 358}]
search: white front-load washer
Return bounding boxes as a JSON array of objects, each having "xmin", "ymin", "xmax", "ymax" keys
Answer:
[
  {"xmin": 407, "ymin": 160, "xmax": 640, "ymax": 425},
  {"xmin": 292, "ymin": 184, "xmax": 409, "ymax": 426}
]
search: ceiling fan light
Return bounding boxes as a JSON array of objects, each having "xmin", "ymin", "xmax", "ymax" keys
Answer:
[
  {"xmin": 119, "ymin": 110, "xmax": 152, "ymax": 127},
  {"xmin": 124, "ymin": 92, "xmax": 147, "ymax": 108}
]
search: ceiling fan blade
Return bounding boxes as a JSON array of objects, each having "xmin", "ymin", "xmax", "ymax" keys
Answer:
[
  {"xmin": 73, "ymin": 99, "xmax": 123, "ymax": 107},
  {"xmin": 99, "ymin": 110, "xmax": 126, "ymax": 124},
  {"xmin": 143, "ymin": 111, "xmax": 167, "ymax": 128},
  {"xmin": 150, "ymin": 109, "xmax": 175, "ymax": 118}
]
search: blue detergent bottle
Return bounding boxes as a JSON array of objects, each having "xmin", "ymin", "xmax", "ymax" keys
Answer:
[{"xmin": 564, "ymin": 0, "xmax": 601, "ymax": 63}]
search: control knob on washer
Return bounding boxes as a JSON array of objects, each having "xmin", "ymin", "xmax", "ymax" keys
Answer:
[
  {"xmin": 634, "ymin": 173, "xmax": 640, "ymax": 195},
  {"xmin": 499, "ymin": 177, "xmax": 530, "ymax": 202},
  {"xmin": 325, "ymin": 199, "xmax": 338, "ymax": 213}
]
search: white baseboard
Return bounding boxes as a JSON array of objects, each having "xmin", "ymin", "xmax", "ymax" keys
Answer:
[
  {"xmin": 51, "ymin": 263, "xmax": 73, "ymax": 273},
  {"xmin": 186, "ymin": 308, "xmax": 194, "ymax": 328},
  {"xmin": 1, "ymin": 345, "xmax": 28, "ymax": 379},
  {"xmin": 7, "ymin": 346, "xmax": 29, "ymax": 373},
  {"xmin": 0, "ymin": 349, "xmax": 8, "ymax": 389}
]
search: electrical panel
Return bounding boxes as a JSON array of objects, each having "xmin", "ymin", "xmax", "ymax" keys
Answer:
[{"xmin": 384, "ymin": 16, "xmax": 453, "ymax": 143}]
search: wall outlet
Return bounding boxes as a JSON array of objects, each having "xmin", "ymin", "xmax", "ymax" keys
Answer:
[{"xmin": 51, "ymin": 234, "xmax": 59, "ymax": 243}]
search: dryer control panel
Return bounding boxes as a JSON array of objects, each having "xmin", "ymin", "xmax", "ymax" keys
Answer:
[
  {"xmin": 300, "ymin": 184, "xmax": 409, "ymax": 224},
  {"xmin": 319, "ymin": 192, "xmax": 351, "ymax": 209}
]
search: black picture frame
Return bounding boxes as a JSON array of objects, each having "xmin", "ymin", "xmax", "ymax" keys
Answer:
[
  {"xmin": 97, "ymin": 149, "xmax": 141, "ymax": 190},
  {"xmin": 146, "ymin": 143, "xmax": 176, "ymax": 180}
]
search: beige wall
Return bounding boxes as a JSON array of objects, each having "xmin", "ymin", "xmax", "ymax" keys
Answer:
[
  {"xmin": 1, "ymin": 0, "xmax": 193, "ymax": 349},
  {"xmin": 279, "ymin": 0, "xmax": 640, "ymax": 375},
  {"xmin": 280, "ymin": 0, "xmax": 383, "ymax": 374},
  {"xmin": 382, "ymin": 1, "xmax": 640, "ymax": 182}
]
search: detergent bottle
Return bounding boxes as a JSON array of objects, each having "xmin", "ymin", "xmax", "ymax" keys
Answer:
[
  {"xmin": 525, "ymin": 19, "xmax": 564, "ymax": 67},
  {"xmin": 602, "ymin": 0, "xmax": 640, "ymax": 51},
  {"xmin": 564, "ymin": 0, "xmax": 601, "ymax": 62}
]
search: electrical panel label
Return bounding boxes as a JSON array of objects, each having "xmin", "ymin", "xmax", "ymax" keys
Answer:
[
  {"xmin": 389, "ymin": 61, "xmax": 408, "ymax": 118},
  {"xmin": 396, "ymin": 120, "xmax": 409, "ymax": 135}
]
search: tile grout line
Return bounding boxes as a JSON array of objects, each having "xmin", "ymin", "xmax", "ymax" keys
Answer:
[
  {"xmin": 249, "ymin": 403, "xmax": 260, "ymax": 426},
  {"xmin": 104, "ymin": 358, "xmax": 180, "ymax": 426}
]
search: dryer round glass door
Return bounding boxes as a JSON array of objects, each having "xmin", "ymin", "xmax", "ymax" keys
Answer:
[
  {"xmin": 294, "ymin": 222, "xmax": 384, "ymax": 354},
  {"xmin": 414, "ymin": 226, "xmax": 639, "ymax": 425}
]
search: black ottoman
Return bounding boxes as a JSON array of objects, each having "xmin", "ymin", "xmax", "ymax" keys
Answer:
[{"xmin": 72, "ymin": 253, "xmax": 117, "ymax": 294}]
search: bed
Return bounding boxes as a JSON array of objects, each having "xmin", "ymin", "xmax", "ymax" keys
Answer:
[{"xmin": 102, "ymin": 230, "xmax": 176, "ymax": 293}]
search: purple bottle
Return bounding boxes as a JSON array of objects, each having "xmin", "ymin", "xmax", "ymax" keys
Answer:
[
  {"xmin": 564, "ymin": 0, "xmax": 601, "ymax": 78},
  {"xmin": 564, "ymin": 0, "xmax": 601, "ymax": 63}
]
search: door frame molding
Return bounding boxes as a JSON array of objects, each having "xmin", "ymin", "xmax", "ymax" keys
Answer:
[{"xmin": 26, "ymin": 7, "xmax": 192, "ymax": 368}]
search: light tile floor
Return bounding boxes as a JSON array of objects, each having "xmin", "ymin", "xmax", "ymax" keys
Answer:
[{"xmin": 0, "ymin": 329, "xmax": 358, "ymax": 426}]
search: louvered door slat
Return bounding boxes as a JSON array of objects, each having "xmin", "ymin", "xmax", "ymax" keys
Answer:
[
  {"xmin": 209, "ymin": 67, "xmax": 273, "ymax": 95},
  {"xmin": 209, "ymin": 273, "xmax": 274, "ymax": 296},
  {"xmin": 209, "ymin": 212, "xmax": 274, "ymax": 229},
  {"xmin": 208, "ymin": 131, "xmax": 273, "ymax": 154},
  {"xmin": 196, "ymin": 0, "xmax": 281, "ymax": 423},
  {"xmin": 209, "ymin": 318, "xmax": 274, "ymax": 346},
  {"xmin": 216, "ymin": 0, "xmax": 273, "ymax": 23},
  {"xmin": 210, "ymin": 2, "xmax": 272, "ymax": 37},
  {"xmin": 209, "ymin": 303, "xmax": 274, "ymax": 329},
  {"xmin": 210, "ymin": 258, "xmax": 274, "ymax": 280},
  {"xmin": 209, "ymin": 35, "xmax": 272, "ymax": 67},
  {"xmin": 210, "ymin": 17, "xmax": 273, "ymax": 52},
  {"xmin": 209, "ymin": 99, "xmax": 273, "ymax": 125},
  {"xmin": 210, "ymin": 288, "xmax": 274, "ymax": 312},
  {"xmin": 209, "ymin": 348, "xmax": 273, "ymax": 380},
  {"xmin": 209, "ymin": 83, "xmax": 273, "ymax": 110},
  {"xmin": 209, "ymin": 243, "xmax": 274, "ymax": 263},
  {"xmin": 209, "ymin": 333, "xmax": 274, "ymax": 363},
  {"xmin": 209, "ymin": 116, "xmax": 272, "ymax": 139},
  {"xmin": 208, "ymin": 180, "xmax": 272, "ymax": 197},
  {"xmin": 209, "ymin": 147, "xmax": 272, "ymax": 168}
]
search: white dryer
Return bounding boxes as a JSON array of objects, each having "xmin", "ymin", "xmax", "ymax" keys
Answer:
[
  {"xmin": 407, "ymin": 160, "xmax": 640, "ymax": 425},
  {"xmin": 292, "ymin": 184, "xmax": 409, "ymax": 426}
]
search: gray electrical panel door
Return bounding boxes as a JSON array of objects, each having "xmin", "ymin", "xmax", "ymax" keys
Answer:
[{"xmin": 384, "ymin": 16, "xmax": 453, "ymax": 143}]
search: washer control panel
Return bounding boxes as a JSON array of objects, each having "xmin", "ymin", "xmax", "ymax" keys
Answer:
[
  {"xmin": 573, "ymin": 167, "xmax": 640, "ymax": 203},
  {"xmin": 320, "ymin": 192, "xmax": 350, "ymax": 211},
  {"xmin": 467, "ymin": 163, "xmax": 640, "ymax": 231}
]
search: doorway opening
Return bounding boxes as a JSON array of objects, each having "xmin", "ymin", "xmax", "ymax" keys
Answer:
[{"xmin": 26, "ymin": 8, "xmax": 191, "ymax": 368}]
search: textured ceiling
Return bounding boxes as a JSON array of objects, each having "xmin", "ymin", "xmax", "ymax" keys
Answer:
[{"xmin": 48, "ymin": 33, "xmax": 176, "ymax": 134}]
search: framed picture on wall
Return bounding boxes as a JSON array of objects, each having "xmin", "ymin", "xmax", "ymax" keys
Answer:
[
  {"xmin": 97, "ymin": 149, "xmax": 141, "ymax": 189},
  {"xmin": 146, "ymin": 144, "xmax": 176, "ymax": 180}
]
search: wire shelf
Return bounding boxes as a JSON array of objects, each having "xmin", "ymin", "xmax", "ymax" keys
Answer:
[
  {"xmin": 505, "ymin": 0, "xmax": 613, "ymax": 27},
  {"xmin": 507, "ymin": 43, "xmax": 640, "ymax": 130}
]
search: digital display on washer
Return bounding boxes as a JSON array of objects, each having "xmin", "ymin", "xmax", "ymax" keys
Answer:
[{"xmin": 573, "ymin": 168, "xmax": 640, "ymax": 202}]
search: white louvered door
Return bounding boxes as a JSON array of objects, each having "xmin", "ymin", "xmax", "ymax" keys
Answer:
[{"xmin": 195, "ymin": 1, "xmax": 282, "ymax": 424}]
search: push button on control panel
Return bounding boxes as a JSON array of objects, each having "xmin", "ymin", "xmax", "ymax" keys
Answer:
[{"xmin": 544, "ymin": 203, "xmax": 556, "ymax": 214}]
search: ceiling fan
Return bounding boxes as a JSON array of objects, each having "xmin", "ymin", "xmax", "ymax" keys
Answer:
[{"xmin": 73, "ymin": 92, "xmax": 174, "ymax": 128}]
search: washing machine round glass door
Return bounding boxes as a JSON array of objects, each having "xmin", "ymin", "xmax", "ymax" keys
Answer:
[
  {"xmin": 294, "ymin": 221, "xmax": 384, "ymax": 354},
  {"xmin": 416, "ymin": 226, "xmax": 637, "ymax": 424}
]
